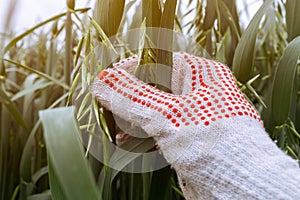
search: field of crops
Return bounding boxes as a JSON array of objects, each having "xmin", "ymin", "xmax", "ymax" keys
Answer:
[{"xmin": 0, "ymin": 0, "xmax": 299, "ymax": 199}]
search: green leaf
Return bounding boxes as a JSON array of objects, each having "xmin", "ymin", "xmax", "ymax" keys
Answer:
[
  {"xmin": 271, "ymin": 36, "xmax": 300, "ymax": 125},
  {"xmin": 47, "ymin": 157, "xmax": 67, "ymax": 200},
  {"xmin": 12, "ymin": 79, "xmax": 52, "ymax": 101},
  {"xmin": 286, "ymin": 0, "xmax": 300, "ymax": 41},
  {"xmin": 89, "ymin": 17, "xmax": 118, "ymax": 54},
  {"xmin": 39, "ymin": 107, "xmax": 101, "ymax": 200},
  {"xmin": 19, "ymin": 121, "xmax": 42, "ymax": 198},
  {"xmin": 232, "ymin": 0, "xmax": 274, "ymax": 83}
]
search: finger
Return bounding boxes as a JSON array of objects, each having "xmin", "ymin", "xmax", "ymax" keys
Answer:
[
  {"xmin": 113, "ymin": 54, "xmax": 138, "ymax": 74},
  {"xmin": 116, "ymin": 52, "xmax": 233, "ymax": 95},
  {"xmin": 90, "ymin": 67, "xmax": 182, "ymax": 136},
  {"xmin": 174, "ymin": 52, "xmax": 236, "ymax": 94},
  {"xmin": 108, "ymin": 52, "xmax": 201, "ymax": 95}
]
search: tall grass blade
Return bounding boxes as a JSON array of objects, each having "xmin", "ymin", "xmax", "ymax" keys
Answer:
[
  {"xmin": 286, "ymin": 0, "xmax": 300, "ymax": 41},
  {"xmin": 39, "ymin": 107, "xmax": 101, "ymax": 200},
  {"xmin": 12, "ymin": 80, "xmax": 52, "ymax": 101},
  {"xmin": 89, "ymin": 17, "xmax": 118, "ymax": 54},
  {"xmin": 271, "ymin": 36, "xmax": 300, "ymax": 125},
  {"xmin": 19, "ymin": 121, "xmax": 42, "ymax": 199},
  {"xmin": 232, "ymin": 0, "xmax": 274, "ymax": 83},
  {"xmin": 1, "ymin": 59, "xmax": 69, "ymax": 90}
]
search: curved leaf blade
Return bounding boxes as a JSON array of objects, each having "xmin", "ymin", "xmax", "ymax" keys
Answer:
[
  {"xmin": 271, "ymin": 36, "xmax": 300, "ymax": 125},
  {"xmin": 286, "ymin": 0, "xmax": 300, "ymax": 41},
  {"xmin": 39, "ymin": 107, "xmax": 101, "ymax": 200},
  {"xmin": 232, "ymin": 0, "xmax": 274, "ymax": 83}
]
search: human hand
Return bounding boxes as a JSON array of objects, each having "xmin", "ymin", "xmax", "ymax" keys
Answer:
[{"xmin": 91, "ymin": 52, "xmax": 300, "ymax": 199}]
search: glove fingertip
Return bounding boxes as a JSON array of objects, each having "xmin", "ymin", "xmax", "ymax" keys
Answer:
[
  {"xmin": 90, "ymin": 75, "xmax": 114, "ymax": 109},
  {"xmin": 98, "ymin": 70, "xmax": 109, "ymax": 80}
]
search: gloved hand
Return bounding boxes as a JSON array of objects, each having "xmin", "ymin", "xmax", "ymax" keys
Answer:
[{"xmin": 90, "ymin": 52, "xmax": 300, "ymax": 200}]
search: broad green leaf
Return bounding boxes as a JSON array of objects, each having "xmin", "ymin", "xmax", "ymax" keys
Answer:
[
  {"xmin": 232, "ymin": 0, "xmax": 274, "ymax": 83},
  {"xmin": 271, "ymin": 36, "xmax": 300, "ymax": 125},
  {"xmin": 286, "ymin": 0, "xmax": 300, "ymax": 42},
  {"xmin": 39, "ymin": 107, "xmax": 101, "ymax": 200},
  {"xmin": 47, "ymin": 157, "xmax": 67, "ymax": 200}
]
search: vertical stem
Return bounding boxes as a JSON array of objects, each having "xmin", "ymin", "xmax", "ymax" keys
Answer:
[
  {"xmin": 156, "ymin": 0, "xmax": 177, "ymax": 91},
  {"xmin": 65, "ymin": 1, "xmax": 74, "ymax": 98}
]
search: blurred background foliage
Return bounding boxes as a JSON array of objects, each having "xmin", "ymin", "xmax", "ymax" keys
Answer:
[{"xmin": 0, "ymin": 0, "xmax": 300, "ymax": 199}]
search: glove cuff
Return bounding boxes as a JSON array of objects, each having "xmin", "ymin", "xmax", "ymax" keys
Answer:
[{"xmin": 170, "ymin": 116, "xmax": 300, "ymax": 199}]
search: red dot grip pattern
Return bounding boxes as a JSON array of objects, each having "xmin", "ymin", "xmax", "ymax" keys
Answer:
[{"xmin": 96, "ymin": 52, "xmax": 262, "ymax": 128}]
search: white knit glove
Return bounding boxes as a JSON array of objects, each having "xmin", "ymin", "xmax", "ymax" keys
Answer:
[{"xmin": 90, "ymin": 52, "xmax": 300, "ymax": 200}]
